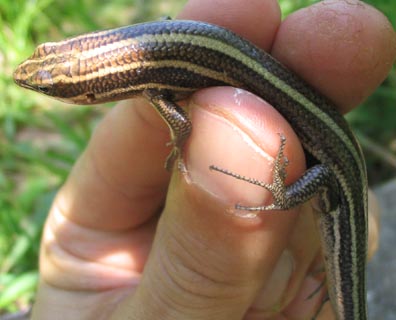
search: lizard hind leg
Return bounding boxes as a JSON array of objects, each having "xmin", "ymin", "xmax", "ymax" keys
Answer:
[{"xmin": 210, "ymin": 134, "xmax": 338, "ymax": 213}]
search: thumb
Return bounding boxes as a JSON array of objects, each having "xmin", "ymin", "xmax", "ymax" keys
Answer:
[{"xmin": 110, "ymin": 87, "xmax": 307, "ymax": 319}]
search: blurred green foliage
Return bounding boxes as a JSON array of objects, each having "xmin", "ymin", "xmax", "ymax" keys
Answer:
[{"xmin": 0, "ymin": 0, "xmax": 395, "ymax": 314}]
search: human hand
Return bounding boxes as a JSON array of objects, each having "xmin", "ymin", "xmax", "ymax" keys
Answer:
[{"xmin": 31, "ymin": 0, "xmax": 396, "ymax": 319}]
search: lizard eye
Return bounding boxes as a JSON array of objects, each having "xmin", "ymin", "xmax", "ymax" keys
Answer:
[
  {"xmin": 34, "ymin": 70, "xmax": 53, "ymax": 95},
  {"xmin": 37, "ymin": 85, "xmax": 50, "ymax": 94}
]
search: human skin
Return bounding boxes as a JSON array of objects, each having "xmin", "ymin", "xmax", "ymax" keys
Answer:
[{"xmin": 30, "ymin": 0, "xmax": 396, "ymax": 319}]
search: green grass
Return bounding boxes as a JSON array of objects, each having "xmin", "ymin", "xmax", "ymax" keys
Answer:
[{"xmin": 0, "ymin": 0, "xmax": 395, "ymax": 314}]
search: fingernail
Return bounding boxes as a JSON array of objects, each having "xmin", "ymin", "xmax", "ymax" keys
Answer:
[{"xmin": 185, "ymin": 87, "xmax": 282, "ymax": 211}]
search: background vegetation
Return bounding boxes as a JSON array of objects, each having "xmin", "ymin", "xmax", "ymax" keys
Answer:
[{"xmin": 0, "ymin": 0, "xmax": 395, "ymax": 315}]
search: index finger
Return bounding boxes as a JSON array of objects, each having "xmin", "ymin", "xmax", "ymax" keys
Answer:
[
  {"xmin": 182, "ymin": 0, "xmax": 396, "ymax": 112},
  {"xmin": 272, "ymin": 0, "xmax": 396, "ymax": 112}
]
